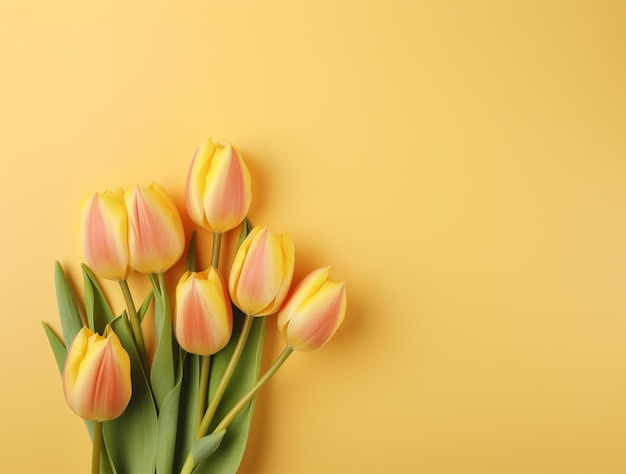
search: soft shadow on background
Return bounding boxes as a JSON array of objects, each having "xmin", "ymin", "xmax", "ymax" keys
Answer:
[{"xmin": 1, "ymin": 2, "xmax": 626, "ymax": 473}]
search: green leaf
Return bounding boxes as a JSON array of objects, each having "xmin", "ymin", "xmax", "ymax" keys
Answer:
[
  {"xmin": 237, "ymin": 217, "xmax": 253, "ymax": 248},
  {"xmin": 155, "ymin": 355, "xmax": 184, "ymax": 474},
  {"xmin": 54, "ymin": 261, "xmax": 84, "ymax": 346},
  {"xmin": 137, "ymin": 290, "xmax": 153, "ymax": 323},
  {"xmin": 82, "ymin": 264, "xmax": 114, "ymax": 334},
  {"xmin": 190, "ymin": 430, "xmax": 226, "ymax": 468},
  {"xmin": 186, "ymin": 231, "xmax": 197, "ymax": 272},
  {"xmin": 173, "ymin": 353, "xmax": 200, "ymax": 472},
  {"xmin": 150, "ymin": 276, "xmax": 177, "ymax": 412},
  {"xmin": 198, "ymin": 309, "xmax": 266, "ymax": 474},
  {"xmin": 100, "ymin": 438, "xmax": 117, "ymax": 474},
  {"xmin": 42, "ymin": 322, "xmax": 66, "ymax": 374},
  {"xmin": 104, "ymin": 315, "xmax": 158, "ymax": 474}
]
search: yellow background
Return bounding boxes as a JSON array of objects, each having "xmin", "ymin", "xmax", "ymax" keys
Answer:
[{"xmin": 1, "ymin": 1, "xmax": 626, "ymax": 473}]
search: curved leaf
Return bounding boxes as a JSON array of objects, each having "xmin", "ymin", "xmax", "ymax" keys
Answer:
[
  {"xmin": 150, "ymin": 276, "xmax": 177, "ymax": 412},
  {"xmin": 54, "ymin": 261, "xmax": 84, "ymax": 346},
  {"xmin": 104, "ymin": 315, "xmax": 158, "ymax": 474},
  {"xmin": 82, "ymin": 264, "xmax": 114, "ymax": 334},
  {"xmin": 156, "ymin": 355, "xmax": 184, "ymax": 474},
  {"xmin": 198, "ymin": 309, "xmax": 266, "ymax": 474},
  {"xmin": 173, "ymin": 353, "xmax": 200, "ymax": 472},
  {"xmin": 42, "ymin": 322, "xmax": 66, "ymax": 373},
  {"xmin": 190, "ymin": 430, "xmax": 226, "ymax": 467}
]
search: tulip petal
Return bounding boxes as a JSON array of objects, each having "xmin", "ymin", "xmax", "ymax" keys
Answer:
[
  {"xmin": 126, "ymin": 183, "xmax": 185, "ymax": 274},
  {"xmin": 202, "ymin": 145, "xmax": 252, "ymax": 233},
  {"xmin": 80, "ymin": 191, "xmax": 130, "ymax": 281},
  {"xmin": 277, "ymin": 267, "xmax": 347, "ymax": 351},
  {"xmin": 277, "ymin": 267, "xmax": 330, "ymax": 337},
  {"xmin": 63, "ymin": 327, "xmax": 132, "ymax": 421},
  {"xmin": 186, "ymin": 139, "xmax": 220, "ymax": 228},
  {"xmin": 285, "ymin": 281, "xmax": 346, "ymax": 351},
  {"xmin": 175, "ymin": 269, "xmax": 233, "ymax": 355}
]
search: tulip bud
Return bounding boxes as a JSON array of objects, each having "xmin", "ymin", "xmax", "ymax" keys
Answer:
[
  {"xmin": 186, "ymin": 138, "xmax": 252, "ymax": 233},
  {"xmin": 229, "ymin": 226, "xmax": 294, "ymax": 316},
  {"xmin": 80, "ymin": 190, "xmax": 130, "ymax": 281},
  {"xmin": 174, "ymin": 267, "xmax": 233, "ymax": 355},
  {"xmin": 63, "ymin": 326, "xmax": 132, "ymax": 421},
  {"xmin": 125, "ymin": 183, "xmax": 185, "ymax": 274},
  {"xmin": 277, "ymin": 267, "xmax": 346, "ymax": 351}
]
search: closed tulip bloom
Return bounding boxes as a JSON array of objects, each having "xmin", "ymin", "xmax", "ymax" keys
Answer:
[
  {"xmin": 125, "ymin": 183, "xmax": 185, "ymax": 274},
  {"xmin": 175, "ymin": 268, "xmax": 233, "ymax": 355},
  {"xmin": 186, "ymin": 137, "xmax": 252, "ymax": 233},
  {"xmin": 80, "ymin": 190, "xmax": 130, "ymax": 281},
  {"xmin": 229, "ymin": 226, "xmax": 294, "ymax": 316},
  {"xmin": 63, "ymin": 326, "xmax": 132, "ymax": 421},
  {"xmin": 277, "ymin": 267, "xmax": 347, "ymax": 351}
]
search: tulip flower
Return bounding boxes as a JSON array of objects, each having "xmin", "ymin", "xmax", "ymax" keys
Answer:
[
  {"xmin": 175, "ymin": 268, "xmax": 233, "ymax": 355},
  {"xmin": 277, "ymin": 267, "xmax": 347, "ymax": 351},
  {"xmin": 229, "ymin": 226, "xmax": 295, "ymax": 316},
  {"xmin": 125, "ymin": 183, "xmax": 185, "ymax": 274},
  {"xmin": 80, "ymin": 190, "xmax": 130, "ymax": 281},
  {"xmin": 186, "ymin": 137, "xmax": 252, "ymax": 233},
  {"xmin": 63, "ymin": 326, "xmax": 132, "ymax": 422}
]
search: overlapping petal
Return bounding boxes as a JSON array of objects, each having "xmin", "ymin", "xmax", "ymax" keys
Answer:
[
  {"xmin": 229, "ymin": 226, "xmax": 294, "ymax": 316},
  {"xmin": 186, "ymin": 137, "xmax": 252, "ymax": 233},
  {"xmin": 175, "ymin": 268, "xmax": 233, "ymax": 355},
  {"xmin": 63, "ymin": 326, "xmax": 132, "ymax": 421},
  {"xmin": 277, "ymin": 267, "xmax": 347, "ymax": 351},
  {"xmin": 80, "ymin": 190, "xmax": 130, "ymax": 281},
  {"xmin": 125, "ymin": 183, "xmax": 185, "ymax": 274}
]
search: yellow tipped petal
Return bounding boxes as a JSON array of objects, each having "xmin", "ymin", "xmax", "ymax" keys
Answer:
[
  {"xmin": 228, "ymin": 226, "xmax": 295, "ymax": 317},
  {"xmin": 125, "ymin": 183, "xmax": 185, "ymax": 274},
  {"xmin": 277, "ymin": 268, "xmax": 347, "ymax": 351},
  {"xmin": 174, "ymin": 267, "xmax": 233, "ymax": 355},
  {"xmin": 62, "ymin": 327, "xmax": 132, "ymax": 421},
  {"xmin": 80, "ymin": 191, "xmax": 130, "ymax": 281},
  {"xmin": 185, "ymin": 138, "xmax": 252, "ymax": 233},
  {"xmin": 202, "ymin": 145, "xmax": 252, "ymax": 233},
  {"xmin": 186, "ymin": 138, "xmax": 221, "ymax": 228}
]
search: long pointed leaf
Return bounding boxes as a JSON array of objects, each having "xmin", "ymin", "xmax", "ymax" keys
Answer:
[
  {"xmin": 186, "ymin": 231, "xmax": 197, "ymax": 272},
  {"xmin": 42, "ymin": 322, "xmax": 66, "ymax": 373},
  {"xmin": 138, "ymin": 290, "xmax": 154, "ymax": 323},
  {"xmin": 190, "ymin": 430, "xmax": 226, "ymax": 468},
  {"xmin": 104, "ymin": 315, "xmax": 158, "ymax": 474},
  {"xmin": 155, "ymin": 355, "xmax": 184, "ymax": 474},
  {"xmin": 198, "ymin": 309, "xmax": 266, "ymax": 473},
  {"xmin": 150, "ymin": 278, "xmax": 176, "ymax": 412},
  {"xmin": 173, "ymin": 353, "xmax": 200, "ymax": 472},
  {"xmin": 54, "ymin": 261, "xmax": 84, "ymax": 346},
  {"xmin": 82, "ymin": 264, "xmax": 114, "ymax": 334}
]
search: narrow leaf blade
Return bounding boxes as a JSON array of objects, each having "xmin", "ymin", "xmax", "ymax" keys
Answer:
[
  {"xmin": 42, "ymin": 322, "xmax": 67, "ymax": 374},
  {"xmin": 82, "ymin": 264, "xmax": 114, "ymax": 334},
  {"xmin": 54, "ymin": 261, "xmax": 84, "ymax": 346},
  {"xmin": 199, "ymin": 309, "xmax": 266, "ymax": 474},
  {"xmin": 104, "ymin": 315, "xmax": 158, "ymax": 474},
  {"xmin": 190, "ymin": 430, "xmax": 226, "ymax": 467}
]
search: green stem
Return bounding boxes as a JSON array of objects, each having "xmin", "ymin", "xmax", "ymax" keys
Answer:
[
  {"xmin": 213, "ymin": 346, "xmax": 293, "ymax": 433},
  {"xmin": 119, "ymin": 279, "xmax": 148, "ymax": 370},
  {"xmin": 211, "ymin": 232, "xmax": 222, "ymax": 268},
  {"xmin": 180, "ymin": 454, "xmax": 195, "ymax": 474},
  {"xmin": 193, "ymin": 232, "xmax": 223, "ymax": 437},
  {"xmin": 91, "ymin": 421, "xmax": 102, "ymax": 474},
  {"xmin": 157, "ymin": 272, "xmax": 170, "ymax": 316},
  {"xmin": 196, "ymin": 313, "xmax": 255, "ymax": 438},
  {"xmin": 195, "ymin": 355, "xmax": 210, "ymax": 434}
]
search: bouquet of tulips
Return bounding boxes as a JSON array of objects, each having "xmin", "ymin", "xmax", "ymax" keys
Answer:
[{"xmin": 42, "ymin": 138, "xmax": 347, "ymax": 474}]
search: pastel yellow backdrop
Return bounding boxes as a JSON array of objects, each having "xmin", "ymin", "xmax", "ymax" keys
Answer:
[{"xmin": 1, "ymin": 1, "xmax": 626, "ymax": 473}]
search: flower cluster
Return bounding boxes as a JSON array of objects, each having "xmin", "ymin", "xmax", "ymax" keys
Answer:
[{"xmin": 43, "ymin": 137, "xmax": 347, "ymax": 474}]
